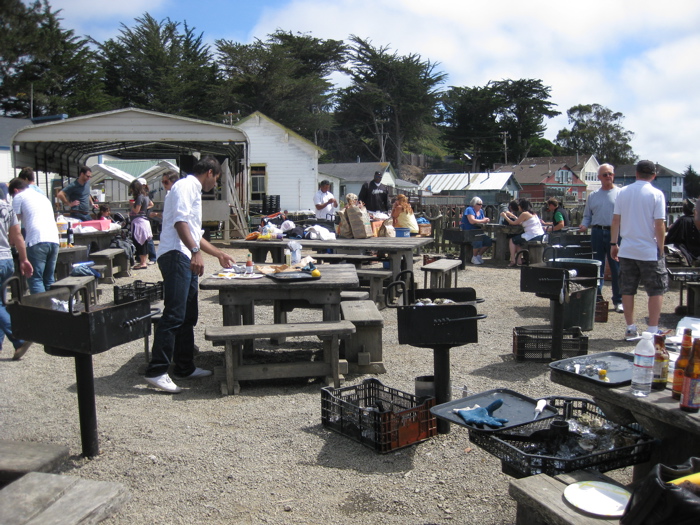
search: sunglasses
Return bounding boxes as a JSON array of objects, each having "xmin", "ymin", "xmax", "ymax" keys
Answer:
[{"xmin": 601, "ymin": 172, "xmax": 614, "ymax": 177}]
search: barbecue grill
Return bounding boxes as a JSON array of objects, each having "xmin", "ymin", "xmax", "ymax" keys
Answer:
[
  {"xmin": 386, "ymin": 278, "xmax": 486, "ymax": 434},
  {"xmin": 5, "ymin": 277, "xmax": 158, "ymax": 457},
  {"xmin": 542, "ymin": 245, "xmax": 593, "ymax": 262}
]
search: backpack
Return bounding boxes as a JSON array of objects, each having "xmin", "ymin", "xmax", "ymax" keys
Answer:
[{"xmin": 110, "ymin": 237, "xmax": 136, "ymax": 266}]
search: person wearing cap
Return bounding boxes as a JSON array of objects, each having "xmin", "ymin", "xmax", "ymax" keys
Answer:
[
  {"xmin": 57, "ymin": 166, "xmax": 98, "ymax": 221},
  {"xmin": 611, "ymin": 160, "xmax": 668, "ymax": 340},
  {"xmin": 358, "ymin": 171, "xmax": 389, "ymax": 213},
  {"xmin": 579, "ymin": 163, "xmax": 623, "ymax": 312},
  {"xmin": 313, "ymin": 180, "xmax": 337, "ymax": 220}
]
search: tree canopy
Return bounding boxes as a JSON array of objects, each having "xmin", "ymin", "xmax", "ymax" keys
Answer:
[
  {"xmin": 683, "ymin": 165, "xmax": 700, "ymax": 199},
  {"xmin": 555, "ymin": 103, "xmax": 637, "ymax": 166}
]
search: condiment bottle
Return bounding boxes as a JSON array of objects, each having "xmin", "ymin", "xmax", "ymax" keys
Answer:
[
  {"xmin": 652, "ymin": 333, "xmax": 669, "ymax": 391},
  {"xmin": 680, "ymin": 338, "xmax": 700, "ymax": 412},
  {"xmin": 673, "ymin": 328, "xmax": 693, "ymax": 400},
  {"xmin": 245, "ymin": 253, "xmax": 253, "ymax": 274},
  {"xmin": 67, "ymin": 225, "xmax": 74, "ymax": 247}
]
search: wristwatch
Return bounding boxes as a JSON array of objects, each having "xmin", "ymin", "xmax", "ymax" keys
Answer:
[
  {"xmin": 191, "ymin": 245, "xmax": 200, "ymax": 254},
  {"xmin": 610, "ymin": 242, "xmax": 618, "ymax": 246}
]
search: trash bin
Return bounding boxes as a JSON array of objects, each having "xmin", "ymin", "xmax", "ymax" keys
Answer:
[{"xmin": 547, "ymin": 258, "xmax": 601, "ymax": 331}]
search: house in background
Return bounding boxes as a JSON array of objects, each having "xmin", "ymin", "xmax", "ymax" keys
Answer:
[
  {"xmin": 236, "ymin": 111, "xmax": 324, "ymax": 213},
  {"xmin": 614, "ymin": 163, "xmax": 684, "ymax": 204},
  {"xmin": 0, "ymin": 116, "xmax": 32, "ymax": 185},
  {"xmin": 501, "ymin": 155, "xmax": 595, "ymax": 202},
  {"xmin": 319, "ymin": 162, "xmax": 396, "ymax": 205},
  {"xmin": 418, "ymin": 172, "xmax": 521, "ymax": 206}
]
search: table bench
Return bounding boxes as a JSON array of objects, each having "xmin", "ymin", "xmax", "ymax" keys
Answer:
[
  {"xmin": 356, "ymin": 269, "xmax": 392, "ymax": 308},
  {"xmin": 0, "ymin": 471, "xmax": 129, "ymax": 525},
  {"xmin": 50, "ymin": 276, "xmax": 99, "ymax": 306},
  {"xmin": 55, "ymin": 246, "xmax": 89, "ymax": 280},
  {"xmin": 312, "ymin": 254, "xmax": 379, "ymax": 268},
  {"xmin": 204, "ymin": 321, "xmax": 355, "ymax": 395},
  {"xmin": 509, "ymin": 469, "xmax": 626, "ymax": 525},
  {"xmin": 420, "ymin": 258, "xmax": 461, "ymax": 289},
  {"xmin": 517, "ymin": 240, "xmax": 546, "ymax": 266},
  {"xmin": 0, "ymin": 440, "xmax": 69, "ymax": 486},
  {"xmin": 340, "ymin": 300, "xmax": 385, "ymax": 374},
  {"xmin": 89, "ymin": 248, "xmax": 131, "ymax": 284}
]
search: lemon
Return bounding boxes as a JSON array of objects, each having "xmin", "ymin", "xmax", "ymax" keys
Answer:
[{"xmin": 311, "ymin": 269, "xmax": 321, "ymax": 278}]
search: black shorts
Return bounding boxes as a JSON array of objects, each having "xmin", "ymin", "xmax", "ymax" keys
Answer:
[{"xmin": 619, "ymin": 257, "xmax": 668, "ymax": 296}]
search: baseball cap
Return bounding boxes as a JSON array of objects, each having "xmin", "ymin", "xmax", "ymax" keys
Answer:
[{"xmin": 636, "ymin": 160, "xmax": 656, "ymax": 175}]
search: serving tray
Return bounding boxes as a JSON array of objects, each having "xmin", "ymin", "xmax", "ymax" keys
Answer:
[
  {"xmin": 265, "ymin": 272, "xmax": 320, "ymax": 282},
  {"xmin": 430, "ymin": 388, "xmax": 557, "ymax": 431},
  {"xmin": 549, "ymin": 351, "xmax": 633, "ymax": 387}
]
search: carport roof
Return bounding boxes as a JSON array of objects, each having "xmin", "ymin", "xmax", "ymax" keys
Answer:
[{"xmin": 11, "ymin": 108, "xmax": 248, "ymax": 178}]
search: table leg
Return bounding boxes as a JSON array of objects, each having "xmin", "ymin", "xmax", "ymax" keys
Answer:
[
  {"xmin": 74, "ymin": 354, "xmax": 99, "ymax": 458},
  {"xmin": 272, "ymin": 301, "xmax": 287, "ymax": 344},
  {"xmin": 434, "ymin": 345, "xmax": 452, "ymax": 434}
]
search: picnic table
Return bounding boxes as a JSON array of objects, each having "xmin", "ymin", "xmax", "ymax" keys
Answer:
[
  {"xmin": 229, "ymin": 237, "xmax": 433, "ymax": 281},
  {"xmin": 55, "ymin": 245, "xmax": 89, "ymax": 280},
  {"xmin": 549, "ymin": 366, "xmax": 700, "ymax": 481},
  {"xmin": 73, "ymin": 228, "xmax": 120, "ymax": 253},
  {"xmin": 481, "ymin": 223, "xmax": 523, "ymax": 266},
  {"xmin": 200, "ymin": 264, "xmax": 360, "ymax": 394}
]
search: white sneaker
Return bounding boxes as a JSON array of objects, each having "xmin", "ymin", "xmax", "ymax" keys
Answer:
[
  {"xmin": 471, "ymin": 256, "xmax": 482, "ymax": 265},
  {"xmin": 145, "ymin": 373, "xmax": 182, "ymax": 393},
  {"xmin": 175, "ymin": 367, "xmax": 213, "ymax": 380},
  {"xmin": 476, "ymin": 255, "xmax": 484, "ymax": 264},
  {"xmin": 614, "ymin": 303, "xmax": 624, "ymax": 313}
]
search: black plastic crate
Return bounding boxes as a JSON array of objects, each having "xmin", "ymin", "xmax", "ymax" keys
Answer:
[
  {"xmin": 513, "ymin": 326, "xmax": 588, "ymax": 362},
  {"xmin": 114, "ymin": 280, "xmax": 164, "ymax": 305},
  {"xmin": 321, "ymin": 378, "xmax": 437, "ymax": 453},
  {"xmin": 469, "ymin": 396, "xmax": 656, "ymax": 478}
]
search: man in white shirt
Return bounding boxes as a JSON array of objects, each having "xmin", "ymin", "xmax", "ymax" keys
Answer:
[
  {"xmin": 144, "ymin": 156, "xmax": 235, "ymax": 393},
  {"xmin": 611, "ymin": 160, "xmax": 667, "ymax": 340},
  {"xmin": 9, "ymin": 178, "xmax": 59, "ymax": 294},
  {"xmin": 313, "ymin": 180, "xmax": 337, "ymax": 220},
  {"xmin": 18, "ymin": 167, "xmax": 44, "ymax": 195}
]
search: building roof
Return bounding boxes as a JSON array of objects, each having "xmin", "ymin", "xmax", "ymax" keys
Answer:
[
  {"xmin": 395, "ymin": 178, "xmax": 419, "ymax": 190},
  {"xmin": 319, "ymin": 162, "xmax": 391, "ymax": 183},
  {"xmin": 615, "ymin": 163, "xmax": 682, "ymax": 179},
  {"xmin": 498, "ymin": 155, "xmax": 595, "ymax": 185},
  {"xmin": 418, "ymin": 172, "xmax": 519, "ymax": 193},
  {"xmin": 236, "ymin": 111, "xmax": 324, "ymax": 154}
]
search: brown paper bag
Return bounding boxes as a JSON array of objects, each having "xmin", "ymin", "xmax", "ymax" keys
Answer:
[
  {"xmin": 345, "ymin": 205, "xmax": 373, "ymax": 239},
  {"xmin": 378, "ymin": 218, "xmax": 396, "ymax": 237},
  {"xmin": 337, "ymin": 209, "xmax": 353, "ymax": 238}
]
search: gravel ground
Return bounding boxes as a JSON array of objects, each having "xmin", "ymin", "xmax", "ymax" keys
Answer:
[{"xmin": 0, "ymin": 245, "xmax": 683, "ymax": 524}]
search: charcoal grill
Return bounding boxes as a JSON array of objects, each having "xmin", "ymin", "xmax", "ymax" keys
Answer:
[
  {"xmin": 542, "ymin": 245, "xmax": 593, "ymax": 262},
  {"xmin": 386, "ymin": 279, "xmax": 486, "ymax": 434},
  {"xmin": 443, "ymin": 228, "xmax": 491, "ymax": 269},
  {"xmin": 520, "ymin": 263, "xmax": 598, "ymax": 360},
  {"xmin": 5, "ymin": 277, "xmax": 159, "ymax": 457}
]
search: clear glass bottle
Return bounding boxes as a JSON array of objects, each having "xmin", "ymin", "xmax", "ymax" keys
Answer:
[
  {"xmin": 631, "ymin": 332, "xmax": 655, "ymax": 397},
  {"xmin": 245, "ymin": 253, "xmax": 253, "ymax": 274},
  {"xmin": 652, "ymin": 333, "xmax": 669, "ymax": 391}
]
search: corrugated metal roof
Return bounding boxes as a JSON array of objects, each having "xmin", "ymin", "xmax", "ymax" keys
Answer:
[
  {"xmin": 89, "ymin": 164, "xmax": 135, "ymax": 186},
  {"xmin": 419, "ymin": 172, "xmax": 516, "ymax": 192}
]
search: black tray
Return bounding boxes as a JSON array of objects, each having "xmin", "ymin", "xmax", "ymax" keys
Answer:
[
  {"xmin": 265, "ymin": 272, "xmax": 320, "ymax": 282},
  {"xmin": 430, "ymin": 389, "xmax": 558, "ymax": 431},
  {"xmin": 549, "ymin": 351, "xmax": 633, "ymax": 387}
]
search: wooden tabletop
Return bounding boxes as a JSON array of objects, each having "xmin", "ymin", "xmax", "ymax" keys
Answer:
[
  {"xmin": 229, "ymin": 236, "xmax": 433, "ymax": 252},
  {"xmin": 200, "ymin": 263, "xmax": 359, "ymax": 291}
]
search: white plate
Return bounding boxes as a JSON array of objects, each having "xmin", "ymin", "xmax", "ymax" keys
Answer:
[{"xmin": 563, "ymin": 481, "xmax": 631, "ymax": 517}]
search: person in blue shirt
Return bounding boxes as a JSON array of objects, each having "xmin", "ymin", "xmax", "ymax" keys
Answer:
[
  {"xmin": 460, "ymin": 196, "xmax": 493, "ymax": 265},
  {"xmin": 57, "ymin": 166, "xmax": 97, "ymax": 221}
]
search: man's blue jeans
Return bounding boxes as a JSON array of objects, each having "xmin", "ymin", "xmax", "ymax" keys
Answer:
[
  {"xmin": 70, "ymin": 211, "xmax": 92, "ymax": 221},
  {"xmin": 0, "ymin": 258, "xmax": 25, "ymax": 351},
  {"xmin": 26, "ymin": 242, "xmax": 59, "ymax": 294},
  {"xmin": 145, "ymin": 250, "xmax": 198, "ymax": 378},
  {"xmin": 591, "ymin": 227, "xmax": 621, "ymax": 305}
]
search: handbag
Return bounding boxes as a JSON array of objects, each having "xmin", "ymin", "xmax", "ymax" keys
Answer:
[{"xmin": 621, "ymin": 457, "xmax": 700, "ymax": 525}]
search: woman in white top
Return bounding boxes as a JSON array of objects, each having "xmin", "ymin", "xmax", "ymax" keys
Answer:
[{"xmin": 500, "ymin": 199, "xmax": 545, "ymax": 266}]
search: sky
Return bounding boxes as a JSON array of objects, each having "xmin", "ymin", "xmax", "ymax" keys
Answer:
[{"xmin": 48, "ymin": 0, "xmax": 700, "ymax": 174}]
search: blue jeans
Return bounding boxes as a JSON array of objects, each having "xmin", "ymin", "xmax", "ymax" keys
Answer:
[
  {"xmin": 0, "ymin": 258, "xmax": 25, "ymax": 350},
  {"xmin": 26, "ymin": 242, "xmax": 59, "ymax": 294},
  {"xmin": 145, "ymin": 250, "xmax": 198, "ymax": 378},
  {"xmin": 591, "ymin": 227, "xmax": 621, "ymax": 305},
  {"xmin": 70, "ymin": 211, "xmax": 92, "ymax": 221}
]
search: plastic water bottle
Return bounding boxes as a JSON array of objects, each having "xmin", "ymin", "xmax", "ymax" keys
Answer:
[{"xmin": 631, "ymin": 332, "xmax": 655, "ymax": 397}]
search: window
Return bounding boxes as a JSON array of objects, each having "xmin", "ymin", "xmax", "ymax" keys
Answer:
[{"xmin": 251, "ymin": 165, "xmax": 266, "ymax": 201}]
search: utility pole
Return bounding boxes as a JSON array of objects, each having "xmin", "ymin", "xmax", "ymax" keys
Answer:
[
  {"xmin": 501, "ymin": 131, "xmax": 508, "ymax": 164},
  {"xmin": 376, "ymin": 119, "xmax": 388, "ymax": 162}
]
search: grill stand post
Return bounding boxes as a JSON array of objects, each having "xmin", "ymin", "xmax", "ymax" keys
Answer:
[
  {"xmin": 433, "ymin": 344, "xmax": 453, "ymax": 434},
  {"xmin": 550, "ymin": 300, "xmax": 564, "ymax": 361}
]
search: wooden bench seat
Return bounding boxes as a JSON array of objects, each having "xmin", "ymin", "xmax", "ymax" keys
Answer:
[
  {"xmin": 340, "ymin": 290, "xmax": 369, "ymax": 301},
  {"xmin": 312, "ymin": 254, "xmax": 378, "ymax": 268},
  {"xmin": 0, "ymin": 471, "xmax": 129, "ymax": 525},
  {"xmin": 517, "ymin": 241, "xmax": 546, "ymax": 266},
  {"xmin": 420, "ymin": 258, "xmax": 461, "ymax": 289},
  {"xmin": 509, "ymin": 470, "xmax": 627, "ymax": 525},
  {"xmin": 89, "ymin": 248, "xmax": 131, "ymax": 284},
  {"xmin": 340, "ymin": 300, "xmax": 385, "ymax": 374},
  {"xmin": 0, "ymin": 440, "xmax": 69, "ymax": 486},
  {"xmin": 50, "ymin": 276, "xmax": 99, "ymax": 306},
  {"xmin": 204, "ymin": 321, "xmax": 355, "ymax": 395},
  {"xmin": 356, "ymin": 268, "xmax": 392, "ymax": 309}
]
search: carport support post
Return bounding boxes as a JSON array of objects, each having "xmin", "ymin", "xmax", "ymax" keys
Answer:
[
  {"xmin": 74, "ymin": 353, "xmax": 99, "ymax": 458},
  {"xmin": 433, "ymin": 345, "xmax": 452, "ymax": 434}
]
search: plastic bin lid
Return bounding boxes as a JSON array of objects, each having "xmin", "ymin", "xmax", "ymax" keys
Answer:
[{"xmin": 553, "ymin": 258, "xmax": 601, "ymax": 266}]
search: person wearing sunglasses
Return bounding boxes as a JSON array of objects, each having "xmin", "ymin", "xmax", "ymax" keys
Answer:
[
  {"xmin": 461, "ymin": 197, "xmax": 492, "ymax": 264},
  {"xmin": 579, "ymin": 163, "xmax": 622, "ymax": 313}
]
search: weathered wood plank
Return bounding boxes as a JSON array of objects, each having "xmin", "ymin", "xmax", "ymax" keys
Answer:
[
  {"xmin": 340, "ymin": 300, "xmax": 383, "ymax": 325},
  {"xmin": 0, "ymin": 441, "xmax": 69, "ymax": 485},
  {"xmin": 205, "ymin": 321, "xmax": 355, "ymax": 342},
  {"xmin": 0, "ymin": 471, "xmax": 129, "ymax": 525}
]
